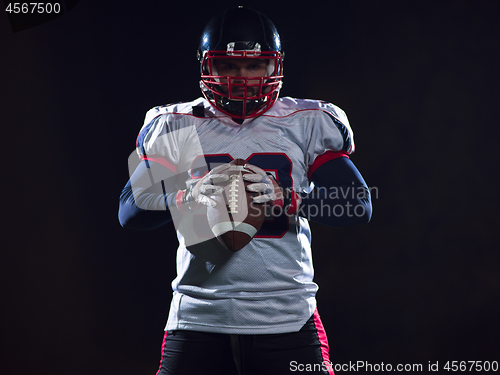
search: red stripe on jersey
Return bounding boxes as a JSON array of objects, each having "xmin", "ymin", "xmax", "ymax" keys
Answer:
[
  {"xmin": 156, "ymin": 331, "xmax": 168, "ymax": 375},
  {"xmin": 313, "ymin": 309, "xmax": 334, "ymax": 375},
  {"xmin": 308, "ymin": 151, "xmax": 348, "ymax": 179},
  {"xmin": 141, "ymin": 155, "xmax": 178, "ymax": 174}
]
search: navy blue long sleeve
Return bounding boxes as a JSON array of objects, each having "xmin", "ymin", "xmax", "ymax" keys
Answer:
[
  {"xmin": 300, "ymin": 156, "xmax": 372, "ymax": 226},
  {"xmin": 118, "ymin": 161, "xmax": 176, "ymax": 230}
]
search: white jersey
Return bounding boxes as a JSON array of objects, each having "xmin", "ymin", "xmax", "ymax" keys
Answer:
[{"xmin": 136, "ymin": 97, "xmax": 354, "ymax": 334}]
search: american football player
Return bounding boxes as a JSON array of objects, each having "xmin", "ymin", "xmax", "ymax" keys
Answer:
[{"xmin": 119, "ymin": 6, "xmax": 372, "ymax": 375}]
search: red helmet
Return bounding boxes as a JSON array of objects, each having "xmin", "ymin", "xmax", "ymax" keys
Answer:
[{"xmin": 197, "ymin": 7, "xmax": 284, "ymax": 119}]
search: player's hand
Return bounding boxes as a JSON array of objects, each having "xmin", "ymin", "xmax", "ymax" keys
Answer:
[
  {"xmin": 242, "ymin": 166, "xmax": 283, "ymax": 207},
  {"xmin": 175, "ymin": 164, "xmax": 230, "ymax": 213},
  {"xmin": 243, "ymin": 164, "xmax": 300, "ymax": 215},
  {"xmin": 191, "ymin": 166, "xmax": 230, "ymax": 207}
]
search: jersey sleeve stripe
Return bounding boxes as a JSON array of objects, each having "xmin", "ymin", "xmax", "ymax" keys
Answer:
[
  {"xmin": 308, "ymin": 151, "xmax": 348, "ymax": 179},
  {"xmin": 136, "ymin": 115, "xmax": 162, "ymax": 153},
  {"xmin": 322, "ymin": 111, "xmax": 354, "ymax": 154},
  {"xmin": 140, "ymin": 155, "xmax": 178, "ymax": 173}
]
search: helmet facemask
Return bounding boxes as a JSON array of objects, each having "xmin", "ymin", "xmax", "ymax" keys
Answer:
[{"xmin": 199, "ymin": 42, "xmax": 283, "ymax": 119}]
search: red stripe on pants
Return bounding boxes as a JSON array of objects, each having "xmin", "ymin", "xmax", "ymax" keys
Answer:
[{"xmin": 313, "ymin": 309, "xmax": 334, "ymax": 375}]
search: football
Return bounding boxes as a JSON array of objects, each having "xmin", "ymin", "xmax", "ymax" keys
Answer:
[{"xmin": 206, "ymin": 159, "xmax": 266, "ymax": 252}]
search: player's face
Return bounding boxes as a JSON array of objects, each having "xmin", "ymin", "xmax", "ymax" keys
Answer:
[{"xmin": 213, "ymin": 58, "xmax": 269, "ymax": 98}]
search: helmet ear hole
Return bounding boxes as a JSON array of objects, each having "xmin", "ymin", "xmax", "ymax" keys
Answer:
[{"xmin": 197, "ymin": 7, "xmax": 284, "ymax": 119}]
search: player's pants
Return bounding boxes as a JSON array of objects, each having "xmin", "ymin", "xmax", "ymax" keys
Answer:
[{"xmin": 155, "ymin": 309, "xmax": 333, "ymax": 375}]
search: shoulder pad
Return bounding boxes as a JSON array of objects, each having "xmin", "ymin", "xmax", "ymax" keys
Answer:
[
  {"xmin": 143, "ymin": 98, "xmax": 207, "ymax": 125},
  {"xmin": 272, "ymin": 97, "xmax": 349, "ymax": 125},
  {"xmin": 294, "ymin": 99, "xmax": 349, "ymax": 125}
]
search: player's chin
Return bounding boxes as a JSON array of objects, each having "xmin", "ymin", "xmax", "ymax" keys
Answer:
[{"xmin": 230, "ymin": 90, "xmax": 259, "ymax": 99}]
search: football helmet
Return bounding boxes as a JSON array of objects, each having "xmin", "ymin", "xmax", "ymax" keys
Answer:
[{"xmin": 198, "ymin": 7, "xmax": 284, "ymax": 119}]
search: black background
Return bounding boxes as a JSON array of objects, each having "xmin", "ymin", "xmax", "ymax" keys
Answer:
[{"xmin": 1, "ymin": 1, "xmax": 499, "ymax": 374}]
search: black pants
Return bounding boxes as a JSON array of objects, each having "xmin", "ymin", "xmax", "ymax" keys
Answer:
[{"xmin": 156, "ymin": 311, "xmax": 333, "ymax": 375}]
